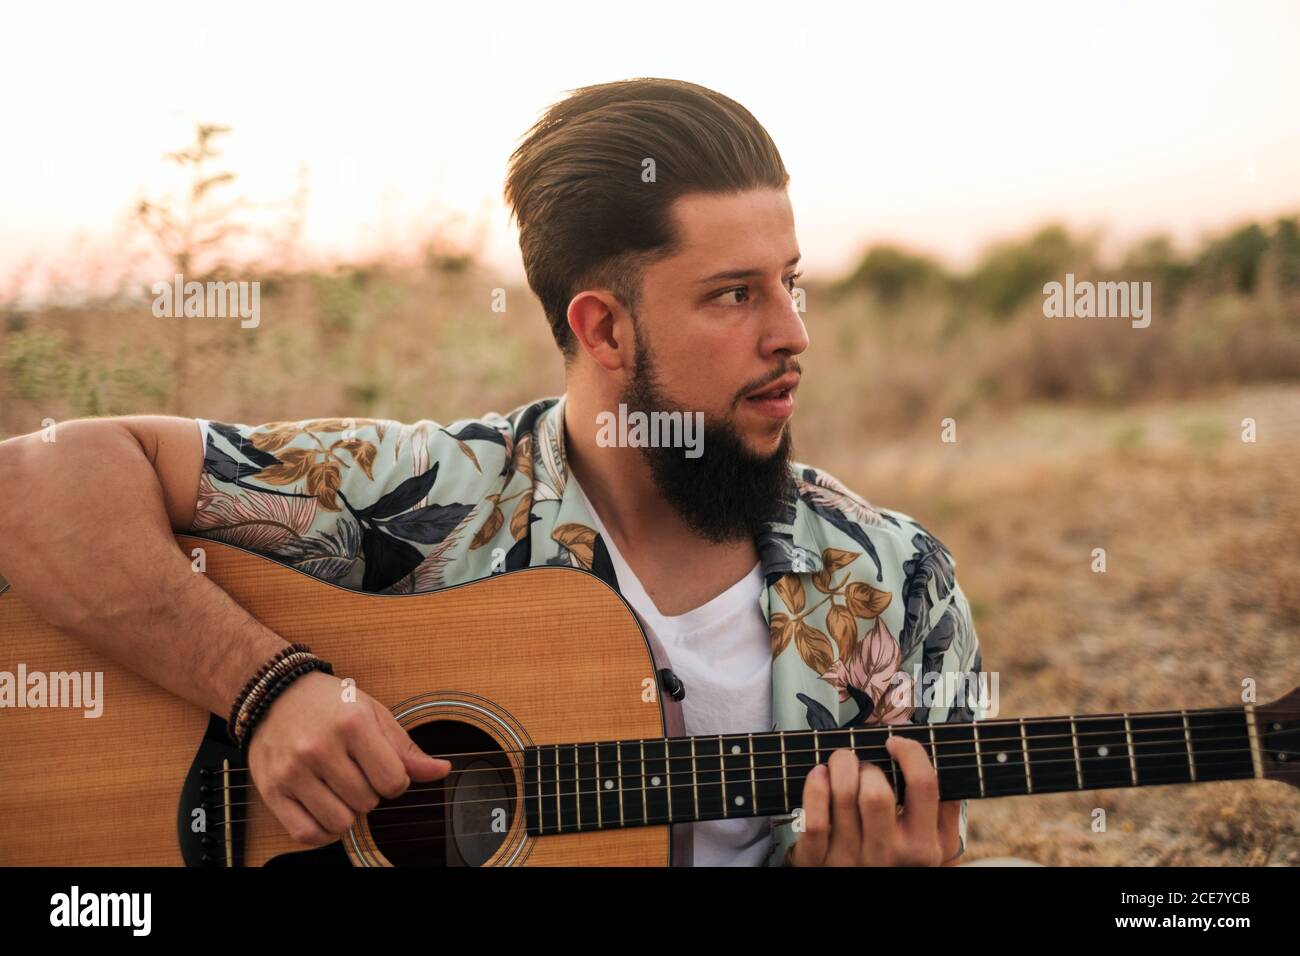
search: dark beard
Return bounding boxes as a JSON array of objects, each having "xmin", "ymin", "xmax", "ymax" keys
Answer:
[{"xmin": 621, "ymin": 326, "xmax": 796, "ymax": 544}]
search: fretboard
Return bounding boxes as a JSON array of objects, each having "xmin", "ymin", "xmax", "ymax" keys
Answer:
[{"xmin": 522, "ymin": 706, "xmax": 1260, "ymax": 835}]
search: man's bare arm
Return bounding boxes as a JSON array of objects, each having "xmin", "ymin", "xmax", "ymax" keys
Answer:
[
  {"xmin": 0, "ymin": 415, "xmax": 450, "ymax": 845},
  {"xmin": 0, "ymin": 416, "xmax": 281, "ymax": 716}
]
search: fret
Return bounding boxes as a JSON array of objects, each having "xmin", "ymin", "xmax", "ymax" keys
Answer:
[
  {"xmin": 694, "ymin": 735, "xmax": 724, "ymax": 821},
  {"xmin": 1129, "ymin": 712, "xmax": 1194, "ymax": 787},
  {"xmin": 746, "ymin": 734, "xmax": 758, "ymax": 816},
  {"xmin": 1186, "ymin": 709, "xmax": 1253, "ymax": 782},
  {"xmin": 752, "ymin": 731, "xmax": 786, "ymax": 816},
  {"xmin": 1182, "ymin": 711, "xmax": 1197, "ymax": 781},
  {"xmin": 615, "ymin": 743, "xmax": 625, "ymax": 827},
  {"xmin": 719, "ymin": 735, "xmax": 754, "ymax": 818},
  {"xmin": 1019, "ymin": 718, "xmax": 1033, "ymax": 794},
  {"xmin": 690, "ymin": 737, "xmax": 702, "ymax": 820},
  {"xmin": 618, "ymin": 740, "xmax": 646, "ymax": 827},
  {"xmin": 595, "ymin": 741, "xmax": 621, "ymax": 827},
  {"xmin": 816, "ymin": 728, "xmax": 857, "ymax": 794},
  {"xmin": 929, "ymin": 724, "xmax": 938, "ymax": 772},
  {"xmin": 666, "ymin": 738, "xmax": 696, "ymax": 823},
  {"xmin": 887, "ymin": 724, "xmax": 936, "ymax": 802},
  {"xmin": 931, "ymin": 723, "xmax": 982, "ymax": 800},
  {"xmin": 784, "ymin": 731, "xmax": 818, "ymax": 807},
  {"xmin": 643, "ymin": 738, "xmax": 670, "ymax": 825},
  {"xmin": 1077, "ymin": 716, "xmax": 1133, "ymax": 790},
  {"xmin": 1069, "ymin": 717, "xmax": 1083, "ymax": 789},
  {"xmin": 819, "ymin": 728, "xmax": 855, "ymax": 764},
  {"xmin": 576, "ymin": 743, "xmax": 598, "ymax": 830},
  {"xmin": 557, "ymin": 744, "xmax": 578, "ymax": 832},
  {"xmin": 779, "ymin": 732, "xmax": 791, "ymax": 812},
  {"xmin": 813, "ymin": 728, "xmax": 821, "ymax": 764},
  {"xmin": 1024, "ymin": 717, "xmax": 1082, "ymax": 794},
  {"xmin": 718, "ymin": 737, "xmax": 728, "ymax": 816},
  {"xmin": 885, "ymin": 723, "xmax": 932, "ymax": 750},
  {"xmin": 977, "ymin": 719, "xmax": 1028, "ymax": 797},
  {"xmin": 1244, "ymin": 705, "xmax": 1264, "ymax": 779},
  {"xmin": 972, "ymin": 721, "xmax": 986, "ymax": 796},
  {"xmin": 1123, "ymin": 715, "xmax": 1138, "ymax": 786}
]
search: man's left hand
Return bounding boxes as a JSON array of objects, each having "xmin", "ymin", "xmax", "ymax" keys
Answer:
[{"xmin": 787, "ymin": 735, "xmax": 962, "ymax": 866}]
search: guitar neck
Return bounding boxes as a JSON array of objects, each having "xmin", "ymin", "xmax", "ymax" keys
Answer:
[{"xmin": 523, "ymin": 704, "xmax": 1262, "ymax": 834}]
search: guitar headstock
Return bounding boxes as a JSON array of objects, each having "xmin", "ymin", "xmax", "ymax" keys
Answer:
[{"xmin": 1257, "ymin": 686, "xmax": 1300, "ymax": 789}]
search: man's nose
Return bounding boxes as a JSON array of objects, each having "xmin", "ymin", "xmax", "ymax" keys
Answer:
[{"xmin": 758, "ymin": 285, "xmax": 810, "ymax": 358}]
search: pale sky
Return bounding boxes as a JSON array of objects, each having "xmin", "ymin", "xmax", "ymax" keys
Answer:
[{"xmin": 2, "ymin": 0, "xmax": 1297, "ymax": 297}]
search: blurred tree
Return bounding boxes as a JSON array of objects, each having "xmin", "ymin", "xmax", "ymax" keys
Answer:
[
  {"xmin": 1267, "ymin": 216, "xmax": 1300, "ymax": 292},
  {"xmin": 965, "ymin": 224, "xmax": 1094, "ymax": 321},
  {"xmin": 1120, "ymin": 234, "xmax": 1193, "ymax": 308},
  {"xmin": 1195, "ymin": 222, "xmax": 1269, "ymax": 294},
  {"xmin": 834, "ymin": 243, "xmax": 948, "ymax": 306}
]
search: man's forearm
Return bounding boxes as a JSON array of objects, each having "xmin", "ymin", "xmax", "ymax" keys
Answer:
[{"xmin": 0, "ymin": 419, "xmax": 285, "ymax": 717}]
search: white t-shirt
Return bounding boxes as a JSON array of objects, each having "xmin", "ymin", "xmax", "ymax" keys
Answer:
[{"xmin": 570, "ymin": 475, "xmax": 775, "ymax": 866}]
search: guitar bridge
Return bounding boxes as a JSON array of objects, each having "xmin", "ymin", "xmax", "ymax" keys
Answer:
[{"xmin": 177, "ymin": 714, "xmax": 246, "ymax": 867}]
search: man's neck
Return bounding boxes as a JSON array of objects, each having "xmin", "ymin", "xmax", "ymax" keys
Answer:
[
  {"xmin": 562, "ymin": 389, "xmax": 678, "ymax": 544},
  {"xmin": 561, "ymin": 389, "xmax": 758, "ymax": 613}
]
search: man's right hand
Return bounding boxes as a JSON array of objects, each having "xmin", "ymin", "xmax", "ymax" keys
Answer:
[{"xmin": 245, "ymin": 671, "xmax": 453, "ymax": 846}]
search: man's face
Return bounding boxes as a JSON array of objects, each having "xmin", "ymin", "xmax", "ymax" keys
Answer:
[
  {"xmin": 634, "ymin": 187, "xmax": 808, "ymax": 456},
  {"xmin": 617, "ymin": 187, "xmax": 809, "ymax": 542}
]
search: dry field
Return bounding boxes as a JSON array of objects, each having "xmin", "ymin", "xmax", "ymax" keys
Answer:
[{"xmin": 3, "ymin": 267, "xmax": 1297, "ymax": 866}]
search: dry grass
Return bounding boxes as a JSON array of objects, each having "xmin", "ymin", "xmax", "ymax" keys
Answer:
[
  {"xmin": 835, "ymin": 385, "xmax": 1300, "ymax": 865},
  {"xmin": 2, "ymin": 263, "xmax": 1297, "ymax": 865}
]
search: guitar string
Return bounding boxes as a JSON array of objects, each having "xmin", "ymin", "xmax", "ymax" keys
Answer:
[
  {"xmin": 240, "ymin": 704, "xmax": 1297, "ymax": 762},
  {"xmin": 213, "ymin": 754, "xmax": 1300, "ymax": 854},
  {"xmin": 210, "ymin": 720, "xmax": 1300, "ymax": 800},
  {"xmin": 213, "ymin": 734, "xmax": 1298, "ymax": 822},
  {"xmin": 205, "ymin": 735, "xmax": 1298, "ymax": 830},
  {"xmin": 208, "ymin": 715, "xmax": 1300, "ymax": 792}
]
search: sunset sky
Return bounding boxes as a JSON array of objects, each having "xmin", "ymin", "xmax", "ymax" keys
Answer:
[{"xmin": 2, "ymin": 0, "xmax": 1297, "ymax": 296}]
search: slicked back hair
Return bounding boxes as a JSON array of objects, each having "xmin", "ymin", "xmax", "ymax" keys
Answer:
[{"xmin": 503, "ymin": 77, "xmax": 790, "ymax": 360}]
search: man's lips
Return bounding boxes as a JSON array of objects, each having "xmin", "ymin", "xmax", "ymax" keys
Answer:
[{"xmin": 745, "ymin": 373, "xmax": 800, "ymax": 401}]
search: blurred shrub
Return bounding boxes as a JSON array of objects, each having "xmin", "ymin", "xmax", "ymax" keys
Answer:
[
  {"xmin": 834, "ymin": 243, "xmax": 948, "ymax": 306},
  {"xmin": 1, "ymin": 330, "xmax": 69, "ymax": 400},
  {"xmin": 964, "ymin": 224, "xmax": 1095, "ymax": 320},
  {"xmin": 1120, "ymin": 235, "xmax": 1194, "ymax": 308},
  {"xmin": 1267, "ymin": 216, "xmax": 1300, "ymax": 291},
  {"xmin": 1196, "ymin": 223, "xmax": 1270, "ymax": 294}
]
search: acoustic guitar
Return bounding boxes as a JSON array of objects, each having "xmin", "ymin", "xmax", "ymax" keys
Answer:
[{"xmin": 0, "ymin": 535, "xmax": 1296, "ymax": 866}]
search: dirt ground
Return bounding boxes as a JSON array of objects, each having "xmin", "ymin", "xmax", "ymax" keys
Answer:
[{"xmin": 825, "ymin": 383, "xmax": 1300, "ymax": 865}]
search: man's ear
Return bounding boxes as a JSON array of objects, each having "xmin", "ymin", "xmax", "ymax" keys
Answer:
[{"xmin": 567, "ymin": 291, "xmax": 630, "ymax": 372}]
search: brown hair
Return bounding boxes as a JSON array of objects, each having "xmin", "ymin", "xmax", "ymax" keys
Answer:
[{"xmin": 503, "ymin": 77, "xmax": 790, "ymax": 360}]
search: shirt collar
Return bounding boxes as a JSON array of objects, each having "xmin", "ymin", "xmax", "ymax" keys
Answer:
[{"xmin": 536, "ymin": 393, "xmax": 828, "ymax": 585}]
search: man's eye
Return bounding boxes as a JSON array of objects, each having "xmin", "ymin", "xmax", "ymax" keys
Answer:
[{"xmin": 714, "ymin": 272, "xmax": 803, "ymax": 305}]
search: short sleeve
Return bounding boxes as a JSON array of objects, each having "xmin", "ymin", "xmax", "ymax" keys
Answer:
[{"xmin": 188, "ymin": 414, "xmax": 513, "ymax": 593}]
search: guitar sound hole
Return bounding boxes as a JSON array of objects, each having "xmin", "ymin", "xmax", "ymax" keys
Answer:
[{"xmin": 368, "ymin": 721, "xmax": 516, "ymax": 867}]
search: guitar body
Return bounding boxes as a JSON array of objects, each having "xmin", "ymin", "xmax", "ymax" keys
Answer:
[{"xmin": 0, "ymin": 535, "xmax": 686, "ymax": 866}]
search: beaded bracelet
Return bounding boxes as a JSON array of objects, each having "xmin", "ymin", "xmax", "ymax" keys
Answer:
[
  {"xmin": 238, "ymin": 657, "xmax": 335, "ymax": 754},
  {"xmin": 233, "ymin": 652, "xmax": 318, "ymax": 744},
  {"xmin": 227, "ymin": 642, "xmax": 313, "ymax": 744}
]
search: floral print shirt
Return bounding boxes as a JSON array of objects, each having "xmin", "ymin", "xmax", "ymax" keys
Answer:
[{"xmin": 190, "ymin": 393, "xmax": 985, "ymax": 866}]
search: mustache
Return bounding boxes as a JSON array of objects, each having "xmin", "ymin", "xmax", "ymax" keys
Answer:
[{"xmin": 736, "ymin": 361, "xmax": 802, "ymax": 403}]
